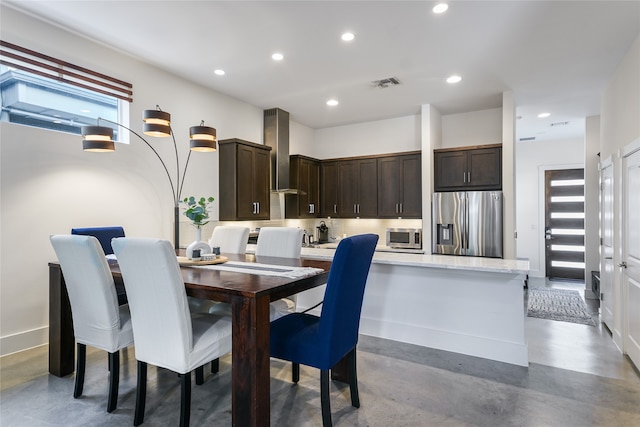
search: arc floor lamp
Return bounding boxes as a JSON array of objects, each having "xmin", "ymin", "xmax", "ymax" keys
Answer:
[{"xmin": 81, "ymin": 105, "xmax": 216, "ymax": 249}]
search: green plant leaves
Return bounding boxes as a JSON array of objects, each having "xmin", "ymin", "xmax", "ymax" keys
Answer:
[{"xmin": 181, "ymin": 195, "xmax": 215, "ymax": 227}]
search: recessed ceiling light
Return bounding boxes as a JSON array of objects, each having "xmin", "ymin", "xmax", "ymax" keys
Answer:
[
  {"xmin": 538, "ymin": 112, "xmax": 551, "ymax": 118},
  {"xmin": 326, "ymin": 99, "xmax": 339, "ymax": 106},
  {"xmin": 214, "ymin": 69, "xmax": 225, "ymax": 76},
  {"xmin": 341, "ymin": 32, "xmax": 355, "ymax": 42},
  {"xmin": 272, "ymin": 53, "xmax": 284, "ymax": 61},
  {"xmin": 446, "ymin": 75, "xmax": 462, "ymax": 84},
  {"xmin": 433, "ymin": 3, "xmax": 449, "ymax": 14}
]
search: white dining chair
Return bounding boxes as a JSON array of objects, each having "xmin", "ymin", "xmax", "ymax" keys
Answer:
[
  {"xmin": 49, "ymin": 234, "xmax": 134, "ymax": 413},
  {"xmin": 208, "ymin": 225, "xmax": 250, "ymax": 254},
  {"xmin": 111, "ymin": 237, "xmax": 232, "ymax": 426},
  {"xmin": 189, "ymin": 226, "xmax": 251, "ymax": 316},
  {"xmin": 255, "ymin": 227, "xmax": 304, "ymax": 320}
]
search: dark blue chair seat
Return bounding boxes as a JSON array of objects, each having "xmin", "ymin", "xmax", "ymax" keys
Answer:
[
  {"xmin": 270, "ymin": 233, "xmax": 378, "ymax": 427},
  {"xmin": 71, "ymin": 227, "xmax": 127, "ymax": 305}
]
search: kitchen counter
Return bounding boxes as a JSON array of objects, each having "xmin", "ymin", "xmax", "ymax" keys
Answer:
[
  {"xmin": 350, "ymin": 251, "xmax": 529, "ymax": 366},
  {"xmin": 247, "ymin": 243, "xmax": 529, "ymax": 275},
  {"xmin": 247, "ymin": 241, "xmax": 530, "ymax": 367}
]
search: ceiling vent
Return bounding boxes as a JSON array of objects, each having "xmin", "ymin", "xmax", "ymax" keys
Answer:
[
  {"xmin": 550, "ymin": 121, "xmax": 569, "ymax": 127},
  {"xmin": 371, "ymin": 76, "xmax": 401, "ymax": 88}
]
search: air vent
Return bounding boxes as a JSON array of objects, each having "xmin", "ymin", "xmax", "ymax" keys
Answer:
[
  {"xmin": 519, "ymin": 137, "xmax": 536, "ymax": 141},
  {"xmin": 371, "ymin": 76, "xmax": 401, "ymax": 88},
  {"xmin": 550, "ymin": 121, "xmax": 569, "ymax": 127}
]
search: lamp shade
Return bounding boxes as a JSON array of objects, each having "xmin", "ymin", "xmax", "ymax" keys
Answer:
[
  {"xmin": 82, "ymin": 125, "xmax": 115, "ymax": 152},
  {"xmin": 143, "ymin": 109, "xmax": 171, "ymax": 137},
  {"xmin": 189, "ymin": 124, "xmax": 216, "ymax": 152}
]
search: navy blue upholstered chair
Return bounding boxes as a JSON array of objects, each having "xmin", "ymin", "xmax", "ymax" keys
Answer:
[
  {"xmin": 72, "ymin": 227, "xmax": 127, "ymax": 305},
  {"xmin": 71, "ymin": 226, "xmax": 125, "ymax": 255},
  {"xmin": 269, "ymin": 233, "xmax": 378, "ymax": 427}
]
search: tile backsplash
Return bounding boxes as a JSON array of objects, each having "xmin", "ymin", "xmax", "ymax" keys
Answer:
[{"xmin": 181, "ymin": 217, "xmax": 423, "ymax": 247}]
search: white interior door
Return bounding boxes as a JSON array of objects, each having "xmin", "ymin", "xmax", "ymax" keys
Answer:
[
  {"xmin": 623, "ymin": 144, "xmax": 640, "ymax": 369},
  {"xmin": 600, "ymin": 160, "xmax": 615, "ymax": 331}
]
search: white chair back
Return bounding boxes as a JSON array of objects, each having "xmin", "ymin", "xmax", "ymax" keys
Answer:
[
  {"xmin": 255, "ymin": 227, "xmax": 303, "ymax": 259},
  {"xmin": 112, "ymin": 237, "xmax": 194, "ymax": 372},
  {"xmin": 208, "ymin": 226, "xmax": 250, "ymax": 254},
  {"xmin": 49, "ymin": 234, "xmax": 132, "ymax": 352}
]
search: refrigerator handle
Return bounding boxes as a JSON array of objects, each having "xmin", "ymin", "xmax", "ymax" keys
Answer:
[{"xmin": 463, "ymin": 194, "xmax": 468, "ymax": 251}]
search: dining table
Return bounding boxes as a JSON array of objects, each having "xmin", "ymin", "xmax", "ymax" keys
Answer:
[{"xmin": 48, "ymin": 251, "xmax": 332, "ymax": 427}]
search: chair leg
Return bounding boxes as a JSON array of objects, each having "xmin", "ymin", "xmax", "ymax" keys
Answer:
[
  {"xmin": 292, "ymin": 362, "xmax": 300, "ymax": 383},
  {"xmin": 107, "ymin": 351, "xmax": 120, "ymax": 413},
  {"xmin": 210, "ymin": 358, "xmax": 219, "ymax": 374},
  {"xmin": 134, "ymin": 361, "xmax": 147, "ymax": 426},
  {"xmin": 347, "ymin": 348, "xmax": 360, "ymax": 408},
  {"xmin": 179, "ymin": 372, "xmax": 191, "ymax": 427},
  {"xmin": 320, "ymin": 369, "xmax": 332, "ymax": 427},
  {"xmin": 74, "ymin": 343, "xmax": 86, "ymax": 398},
  {"xmin": 195, "ymin": 365, "xmax": 204, "ymax": 385}
]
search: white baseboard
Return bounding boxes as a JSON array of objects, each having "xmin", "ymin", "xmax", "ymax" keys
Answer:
[
  {"xmin": 359, "ymin": 317, "xmax": 529, "ymax": 367},
  {"xmin": 0, "ymin": 326, "xmax": 49, "ymax": 357}
]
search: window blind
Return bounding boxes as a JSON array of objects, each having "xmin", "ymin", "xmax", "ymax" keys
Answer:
[{"xmin": 0, "ymin": 40, "xmax": 133, "ymax": 102}]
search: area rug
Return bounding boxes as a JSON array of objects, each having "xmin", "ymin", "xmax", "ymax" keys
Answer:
[{"xmin": 527, "ymin": 288, "xmax": 596, "ymax": 326}]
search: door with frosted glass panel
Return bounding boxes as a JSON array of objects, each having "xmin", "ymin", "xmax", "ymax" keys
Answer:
[{"xmin": 544, "ymin": 169, "xmax": 585, "ymax": 281}]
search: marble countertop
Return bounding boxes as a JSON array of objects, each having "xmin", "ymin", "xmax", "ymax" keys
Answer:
[{"xmin": 245, "ymin": 244, "xmax": 530, "ymax": 275}]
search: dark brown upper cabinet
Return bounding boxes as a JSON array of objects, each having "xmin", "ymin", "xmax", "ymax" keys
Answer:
[
  {"xmin": 320, "ymin": 161, "xmax": 340, "ymax": 217},
  {"xmin": 377, "ymin": 152, "xmax": 422, "ymax": 218},
  {"xmin": 285, "ymin": 155, "xmax": 321, "ymax": 218},
  {"xmin": 434, "ymin": 144, "xmax": 502, "ymax": 192},
  {"xmin": 338, "ymin": 158, "xmax": 378, "ymax": 218},
  {"xmin": 218, "ymin": 138, "xmax": 271, "ymax": 221}
]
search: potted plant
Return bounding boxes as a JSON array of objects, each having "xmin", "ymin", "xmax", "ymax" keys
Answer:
[{"xmin": 181, "ymin": 196, "xmax": 214, "ymax": 258}]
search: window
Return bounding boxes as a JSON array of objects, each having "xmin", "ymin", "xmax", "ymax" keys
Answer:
[{"xmin": 0, "ymin": 40, "xmax": 132, "ymax": 140}]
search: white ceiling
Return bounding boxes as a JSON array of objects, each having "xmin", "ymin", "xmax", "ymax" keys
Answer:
[{"xmin": 5, "ymin": 1, "xmax": 639, "ymax": 142}]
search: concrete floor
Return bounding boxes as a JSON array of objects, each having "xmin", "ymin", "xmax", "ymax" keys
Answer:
[{"xmin": 2, "ymin": 279, "xmax": 640, "ymax": 426}]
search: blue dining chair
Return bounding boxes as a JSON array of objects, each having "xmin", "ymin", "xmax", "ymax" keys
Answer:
[
  {"xmin": 71, "ymin": 226, "xmax": 125, "ymax": 255},
  {"xmin": 269, "ymin": 233, "xmax": 378, "ymax": 427},
  {"xmin": 72, "ymin": 226, "xmax": 127, "ymax": 305}
]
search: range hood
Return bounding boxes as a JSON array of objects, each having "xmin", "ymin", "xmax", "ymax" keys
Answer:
[{"xmin": 264, "ymin": 108, "xmax": 300, "ymax": 194}]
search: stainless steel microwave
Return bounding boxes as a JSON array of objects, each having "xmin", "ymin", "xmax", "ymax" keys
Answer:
[{"xmin": 386, "ymin": 228, "xmax": 422, "ymax": 249}]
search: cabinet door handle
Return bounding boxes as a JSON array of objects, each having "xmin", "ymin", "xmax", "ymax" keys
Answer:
[
  {"xmin": 257, "ymin": 202, "xmax": 260, "ymax": 214},
  {"xmin": 354, "ymin": 204, "xmax": 357, "ymax": 214},
  {"xmin": 395, "ymin": 203, "xmax": 399, "ymax": 213},
  {"xmin": 463, "ymin": 172, "xmax": 466, "ymax": 183},
  {"xmin": 334, "ymin": 204, "xmax": 337, "ymax": 214},
  {"xmin": 252, "ymin": 203, "xmax": 256, "ymax": 214},
  {"xmin": 357, "ymin": 204, "xmax": 361, "ymax": 214},
  {"xmin": 467, "ymin": 171, "xmax": 471, "ymax": 183},
  {"xmin": 400, "ymin": 203, "xmax": 403, "ymax": 214}
]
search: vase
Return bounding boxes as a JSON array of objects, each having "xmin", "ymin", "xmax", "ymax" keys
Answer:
[{"xmin": 186, "ymin": 226, "xmax": 212, "ymax": 259}]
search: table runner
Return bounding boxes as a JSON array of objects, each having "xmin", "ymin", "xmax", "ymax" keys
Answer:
[{"xmin": 194, "ymin": 261, "xmax": 325, "ymax": 279}]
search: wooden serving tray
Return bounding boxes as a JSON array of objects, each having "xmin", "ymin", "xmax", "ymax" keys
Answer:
[{"xmin": 177, "ymin": 256, "xmax": 228, "ymax": 266}]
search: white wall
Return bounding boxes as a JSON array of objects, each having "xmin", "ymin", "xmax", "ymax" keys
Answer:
[
  {"xmin": 515, "ymin": 137, "xmax": 585, "ymax": 277},
  {"xmin": 441, "ymin": 108, "xmax": 503, "ymax": 148},
  {"xmin": 584, "ymin": 115, "xmax": 601, "ymax": 298},
  {"xmin": 599, "ymin": 33, "xmax": 640, "ymax": 351},
  {"xmin": 313, "ymin": 115, "xmax": 421, "ymax": 159},
  {"xmin": 0, "ymin": 6, "xmax": 266, "ymax": 355}
]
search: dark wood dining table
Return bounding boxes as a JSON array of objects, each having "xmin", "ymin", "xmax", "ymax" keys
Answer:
[{"xmin": 48, "ymin": 252, "xmax": 332, "ymax": 427}]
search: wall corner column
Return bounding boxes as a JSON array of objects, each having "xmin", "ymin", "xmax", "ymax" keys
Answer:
[{"xmin": 502, "ymin": 91, "xmax": 517, "ymax": 259}]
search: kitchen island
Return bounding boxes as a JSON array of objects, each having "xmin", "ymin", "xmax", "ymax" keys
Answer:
[{"xmin": 251, "ymin": 244, "xmax": 530, "ymax": 367}]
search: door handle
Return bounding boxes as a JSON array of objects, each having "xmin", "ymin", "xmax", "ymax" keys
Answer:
[{"xmin": 618, "ymin": 261, "xmax": 628, "ymax": 268}]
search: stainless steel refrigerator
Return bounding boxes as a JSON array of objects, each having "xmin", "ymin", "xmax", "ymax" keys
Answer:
[{"xmin": 432, "ymin": 191, "xmax": 503, "ymax": 258}]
